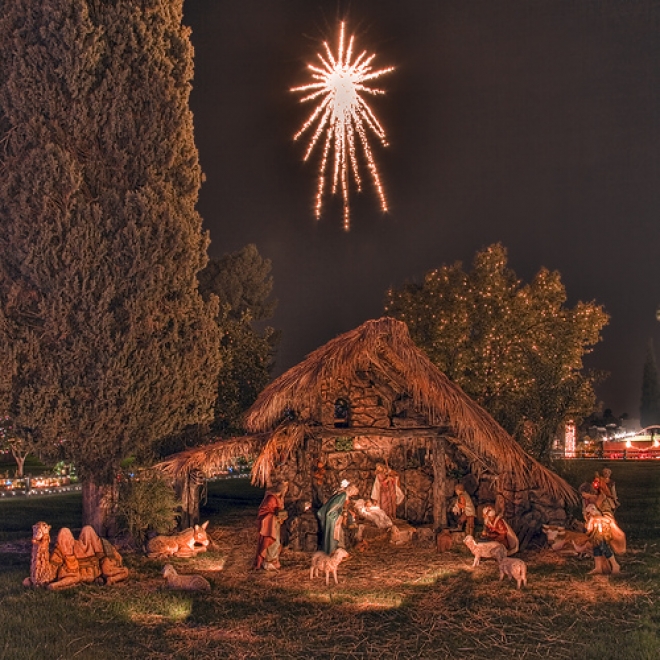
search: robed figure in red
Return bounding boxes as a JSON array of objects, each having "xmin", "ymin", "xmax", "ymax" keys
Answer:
[
  {"xmin": 254, "ymin": 481, "xmax": 289, "ymax": 570},
  {"xmin": 370, "ymin": 463, "xmax": 404, "ymax": 520},
  {"xmin": 481, "ymin": 505, "xmax": 519, "ymax": 555}
]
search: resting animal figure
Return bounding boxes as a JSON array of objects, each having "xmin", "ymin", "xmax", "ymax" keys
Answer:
[
  {"xmin": 23, "ymin": 522, "xmax": 128, "ymax": 590},
  {"xmin": 162, "ymin": 564, "xmax": 211, "ymax": 591},
  {"xmin": 542, "ymin": 524, "xmax": 593, "ymax": 557},
  {"xmin": 146, "ymin": 521, "xmax": 210, "ymax": 558}
]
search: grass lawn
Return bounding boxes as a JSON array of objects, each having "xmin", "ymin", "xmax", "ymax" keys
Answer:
[{"xmin": 1, "ymin": 463, "xmax": 659, "ymax": 660}]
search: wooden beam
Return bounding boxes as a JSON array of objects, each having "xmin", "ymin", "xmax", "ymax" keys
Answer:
[
  {"xmin": 309, "ymin": 426, "xmax": 450, "ymax": 439},
  {"xmin": 431, "ymin": 437, "xmax": 448, "ymax": 530}
]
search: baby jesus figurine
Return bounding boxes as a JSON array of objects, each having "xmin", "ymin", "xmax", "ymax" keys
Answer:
[{"xmin": 355, "ymin": 498, "xmax": 393, "ymax": 529}]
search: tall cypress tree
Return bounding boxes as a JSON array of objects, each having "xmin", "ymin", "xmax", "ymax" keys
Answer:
[
  {"xmin": 0, "ymin": 0, "xmax": 221, "ymax": 532},
  {"xmin": 640, "ymin": 340, "xmax": 660, "ymax": 428}
]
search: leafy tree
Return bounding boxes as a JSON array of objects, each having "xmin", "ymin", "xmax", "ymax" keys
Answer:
[
  {"xmin": 385, "ymin": 244, "xmax": 609, "ymax": 462},
  {"xmin": 199, "ymin": 245, "xmax": 279, "ymax": 436},
  {"xmin": 0, "ymin": 0, "xmax": 221, "ymax": 532},
  {"xmin": 0, "ymin": 416, "xmax": 39, "ymax": 478},
  {"xmin": 198, "ymin": 244, "xmax": 277, "ymax": 323},
  {"xmin": 640, "ymin": 340, "xmax": 660, "ymax": 428}
]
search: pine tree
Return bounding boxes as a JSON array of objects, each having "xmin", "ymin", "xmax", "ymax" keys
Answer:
[
  {"xmin": 385, "ymin": 244, "xmax": 609, "ymax": 462},
  {"xmin": 640, "ymin": 340, "xmax": 660, "ymax": 428},
  {"xmin": 0, "ymin": 0, "xmax": 221, "ymax": 532}
]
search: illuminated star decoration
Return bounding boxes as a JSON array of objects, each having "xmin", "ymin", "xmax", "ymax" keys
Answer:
[{"xmin": 291, "ymin": 21, "xmax": 394, "ymax": 230}]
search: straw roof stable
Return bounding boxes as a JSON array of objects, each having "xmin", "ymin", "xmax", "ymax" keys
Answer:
[
  {"xmin": 157, "ymin": 317, "xmax": 576, "ymax": 506},
  {"xmin": 244, "ymin": 317, "xmax": 577, "ymax": 503}
]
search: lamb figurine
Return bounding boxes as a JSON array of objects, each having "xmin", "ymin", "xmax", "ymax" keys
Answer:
[
  {"xmin": 162, "ymin": 564, "xmax": 211, "ymax": 592},
  {"xmin": 309, "ymin": 548, "xmax": 350, "ymax": 586},
  {"xmin": 490, "ymin": 544, "xmax": 528, "ymax": 589},
  {"xmin": 463, "ymin": 534, "xmax": 505, "ymax": 567}
]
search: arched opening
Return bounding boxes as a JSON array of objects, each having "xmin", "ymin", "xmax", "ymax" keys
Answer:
[{"xmin": 333, "ymin": 398, "xmax": 350, "ymax": 428}]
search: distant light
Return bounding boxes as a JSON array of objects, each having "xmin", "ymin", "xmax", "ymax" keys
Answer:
[{"xmin": 564, "ymin": 421, "xmax": 576, "ymax": 458}]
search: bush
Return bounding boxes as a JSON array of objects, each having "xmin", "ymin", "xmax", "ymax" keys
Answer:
[{"xmin": 115, "ymin": 474, "xmax": 179, "ymax": 548}]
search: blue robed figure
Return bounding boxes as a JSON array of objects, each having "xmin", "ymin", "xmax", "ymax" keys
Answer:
[{"xmin": 317, "ymin": 481, "xmax": 358, "ymax": 554}]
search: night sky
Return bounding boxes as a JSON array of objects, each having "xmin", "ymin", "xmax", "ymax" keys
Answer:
[{"xmin": 182, "ymin": 0, "xmax": 660, "ymax": 420}]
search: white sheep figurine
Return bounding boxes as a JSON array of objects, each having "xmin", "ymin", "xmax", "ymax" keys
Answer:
[
  {"xmin": 162, "ymin": 564, "xmax": 211, "ymax": 592},
  {"xmin": 463, "ymin": 535, "xmax": 505, "ymax": 567},
  {"xmin": 490, "ymin": 544, "xmax": 528, "ymax": 589}
]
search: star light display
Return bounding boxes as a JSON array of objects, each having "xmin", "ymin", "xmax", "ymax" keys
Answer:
[{"xmin": 291, "ymin": 21, "xmax": 394, "ymax": 230}]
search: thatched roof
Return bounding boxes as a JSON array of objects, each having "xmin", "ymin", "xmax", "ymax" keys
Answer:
[
  {"xmin": 156, "ymin": 317, "xmax": 576, "ymax": 506},
  {"xmin": 244, "ymin": 317, "xmax": 577, "ymax": 503},
  {"xmin": 155, "ymin": 436, "xmax": 261, "ymax": 481},
  {"xmin": 154, "ymin": 424, "xmax": 312, "ymax": 486}
]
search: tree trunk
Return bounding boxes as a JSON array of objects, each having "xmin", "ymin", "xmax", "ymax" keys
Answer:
[
  {"xmin": 82, "ymin": 480, "xmax": 118, "ymax": 537},
  {"xmin": 13, "ymin": 452, "xmax": 26, "ymax": 478},
  {"xmin": 431, "ymin": 437, "xmax": 447, "ymax": 531},
  {"xmin": 179, "ymin": 474, "xmax": 201, "ymax": 530}
]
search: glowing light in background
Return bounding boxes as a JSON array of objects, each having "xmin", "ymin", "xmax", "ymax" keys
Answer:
[
  {"xmin": 291, "ymin": 21, "xmax": 394, "ymax": 230},
  {"xmin": 564, "ymin": 420, "xmax": 576, "ymax": 458}
]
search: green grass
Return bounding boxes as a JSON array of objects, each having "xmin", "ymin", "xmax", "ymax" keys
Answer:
[
  {"xmin": 0, "ymin": 464, "xmax": 659, "ymax": 660},
  {"xmin": 0, "ymin": 492, "xmax": 82, "ymax": 543}
]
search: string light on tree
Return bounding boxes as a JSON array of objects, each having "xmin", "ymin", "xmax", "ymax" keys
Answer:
[{"xmin": 291, "ymin": 21, "xmax": 394, "ymax": 230}]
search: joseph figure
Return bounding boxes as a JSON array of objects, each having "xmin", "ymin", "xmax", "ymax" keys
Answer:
[{"xmin": 254, "ymin": 481, "xmax": 289, "ymax": 570}]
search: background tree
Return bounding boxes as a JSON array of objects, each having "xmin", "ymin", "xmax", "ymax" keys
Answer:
[
  {"xmin": 640, "ymin": 340, "xmax": 660, "ymax": 428},
  {"xmin": 385, "ymin": 244, "xmax": 609, "ymax": 461},
  {"xmin": 0, "ymin": 416, "xmax": 39, "ymax": 478},
  {"xmin": 0, "ymin": 0, "xmax": 221, "ymax": 532},
  {"xmin": 198, "ymin": 244, "xmax": 279, "ymax": 436}
]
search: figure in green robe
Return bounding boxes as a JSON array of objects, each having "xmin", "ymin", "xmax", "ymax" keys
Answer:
[{"xmin": 317, "ymin": 482, "xmax": 359, "ymax": 554}]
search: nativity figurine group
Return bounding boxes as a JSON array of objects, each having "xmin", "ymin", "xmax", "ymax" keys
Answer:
[
  {"xmin": 536, "ymin": 467, "xmax": 627, "ymax": 575},
  {"xmin": 24, "ymin": 462, "xmax": 626, "ymax": 594},
  {"xmin": 23, "ymin": 521, "xmax": 128, "ymax": 590},
  {"xmin": 251, "ymin": 461, "xmax": 628, "ymax": 590},
  {"xmin": 23, "ymin": 517, "xmax": 214, "ymax": 591}
]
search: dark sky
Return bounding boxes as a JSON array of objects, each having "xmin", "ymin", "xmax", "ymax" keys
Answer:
[{"xmin": 182, "ymin": 0, "xmax": 660, "ymax": 420}]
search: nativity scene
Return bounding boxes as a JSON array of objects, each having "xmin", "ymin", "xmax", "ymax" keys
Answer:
[{"xmin": 158, "ymin": 317, "xmax": 578, "ymax": 555}]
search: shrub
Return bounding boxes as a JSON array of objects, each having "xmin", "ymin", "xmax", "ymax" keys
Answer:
[{"xmin": 115, "ymin": 474, "xmax": 179, "ymax": 548}]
